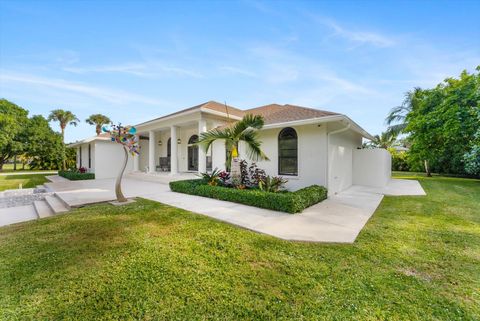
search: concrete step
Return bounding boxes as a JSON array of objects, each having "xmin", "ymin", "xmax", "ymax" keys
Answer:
[
  {"xmin": 45, "ymin": 195, "xmax": 70, "ymax": 214},
  {"xmin": 33, "ymin": 200, "xmax": 55, "ymax": 218}
]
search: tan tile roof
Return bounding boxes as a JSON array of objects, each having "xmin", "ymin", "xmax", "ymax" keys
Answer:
[
  {"xmin": 198, "ymin": 101, "xmax": 245, "ymax": 118},
  {"xmin": 245, "ymin": 104, "xmax": 340, "ymax": 125}
]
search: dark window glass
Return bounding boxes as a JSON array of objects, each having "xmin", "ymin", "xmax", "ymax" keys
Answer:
[
  {"xmin": 167, "ymin": 138, "xmax": 171, "ymax": 157},
  {"xmin": 278, "ymin": 127, "xmax": 298, "ymax": 175},
  {"xmin": 88, "ymin": 144, "xmax": 91, "ymax": 168},
  {"xmin": 188, "ymin": 135, "xmax": 198, "ymax": 144}
]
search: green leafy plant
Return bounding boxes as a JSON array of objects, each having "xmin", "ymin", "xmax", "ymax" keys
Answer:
[
  {"xmin": 170, "ymin": 179, "xmax": 327, "ymax": 213},
  {"xmin": 258, "ymin": 175, "xmax": 288, "ymax": 193},
  {"xmin": 198, "ymin": 168, "xmax": 222, "ymax": 186},
  {"xmin": 58, "ymin": 170, "xmax": 95, "ymax": 180}
]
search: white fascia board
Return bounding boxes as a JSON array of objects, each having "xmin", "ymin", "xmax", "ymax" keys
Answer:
[
  {"xmin": 68, "ymin": 136, "xmax": 110, "ymax": 147},
  {"xmin": 262, "ymin": 114, "xmax": 375, "ymax": 140}
]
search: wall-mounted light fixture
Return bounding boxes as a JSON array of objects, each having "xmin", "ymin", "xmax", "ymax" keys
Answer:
[
  {"xmin": 177, "ymin": 139, "xmax": 182, "ymax": 144},
  {"xmin": 158, "ymin": 140, "xmax": 162, "ymax": 146}
]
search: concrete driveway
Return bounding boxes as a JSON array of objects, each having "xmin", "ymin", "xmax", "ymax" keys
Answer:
[{"xmin": 43, "ymin": 175, "xmax": 426, "ymax": 243}]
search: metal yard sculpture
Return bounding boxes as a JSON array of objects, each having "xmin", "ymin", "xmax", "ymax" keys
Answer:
[{"xmin": 103, "ymin": 123, "xmax": 140, "ymax": 203}]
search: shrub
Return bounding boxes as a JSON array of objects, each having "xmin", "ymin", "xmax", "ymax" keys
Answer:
[
  {"xmin": 170, "ymin": 179, "xmax": 327, "ymax": 213},
  {"xmin": 58, "ymin": 170, "xmax": 95, "ymax": 180},
  {"xmin": 258, "ymin": 175, "xmax": 288, "ymax": 192},
  {"xmin": 389, "ymin": 149, "xmax": 410, "ymax": 171}
]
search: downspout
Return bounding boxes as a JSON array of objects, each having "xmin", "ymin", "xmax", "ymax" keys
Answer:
[{"xmin": 326, "ymin": 122, "xmax": 351, "ymax": 195}]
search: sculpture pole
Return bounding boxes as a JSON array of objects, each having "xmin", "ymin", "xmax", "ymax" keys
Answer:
[
  {"xmin": 104, "ymin": 123, "xmax": 140, "ymax": 204},
  {"xmin": 115, "ymin": 145, "xmax": 129, "ymax": 202}
]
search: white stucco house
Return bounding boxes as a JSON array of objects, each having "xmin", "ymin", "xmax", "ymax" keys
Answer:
[{"xmin": 70, "ymin": 101, "xmax": 391, "ymax": 194}]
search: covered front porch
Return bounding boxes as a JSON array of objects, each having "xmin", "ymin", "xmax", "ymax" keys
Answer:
[{"xmin": 133, "ymin": 118, "xmax": 216, "ymax": 175}]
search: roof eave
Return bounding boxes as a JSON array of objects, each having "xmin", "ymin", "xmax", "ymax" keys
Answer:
[{"xmin": 262, "ymin": 115, "xmax": 374, "ymax": 140}]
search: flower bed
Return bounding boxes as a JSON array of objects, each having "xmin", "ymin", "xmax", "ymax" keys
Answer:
[
  {"xmin": 58, "ymin": 170, "xmax": 95, "ymax": 180},
  {"xmin": 169, "ymin": 179, "xmax": 327, "ymax": 213}
]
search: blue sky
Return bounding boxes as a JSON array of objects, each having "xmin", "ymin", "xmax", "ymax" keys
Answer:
[{"xmin": 1, "ymin": 0, "xmax": 479, "ymax": 143}]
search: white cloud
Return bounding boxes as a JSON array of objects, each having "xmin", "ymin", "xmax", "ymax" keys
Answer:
[
  {"xmin": 63, "ymin": 62, "xmax": 203, "ymax": 78},
  {"xmin": 0, "ymin": 72, "xmax": 162, "ymax": 105},
  {"xmin": 314, "ymin": 17, "xmax": 395, "ymax": 48},
  {"xmin": 219, "ymin": 65, "xmax": 257, "ymax": 77}
]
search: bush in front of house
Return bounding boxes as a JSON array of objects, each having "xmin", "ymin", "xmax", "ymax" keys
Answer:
[
  {"xmin": 58, "ymin": 170, "xmax": 95, "ymax": 180},
  {"xmin": 169, "ymin": 179, "xmax": 327, "ymax": 213}
]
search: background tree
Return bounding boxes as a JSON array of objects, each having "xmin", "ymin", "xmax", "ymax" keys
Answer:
[
  {"xmin": 85, "ymin": 114, "xmax": 112, "ymax": 135},
  {"xmin": 385, "ymin": 67, "xmax": 480, "ymax": 176},
  {"xmin": 24, "ymin": 115, "xmax": 64, "ymax": 170},
  {"xmin": 0, "ymin": 99, "xmax": 29, "ymax": 171},
  {"xmin": 48, "ymin": 109, "xmax": 79, "ymax": 169},
  {"xmin": 47, "ymin": 109, "xmax": 79, "ymax": 142},
  {"xmin": 198, "ymin": 114, "xmax": 269, "ymax": 172},
  {"xmin": 365, "ymin": 131, "xmax": 398, "ymax": 149}
]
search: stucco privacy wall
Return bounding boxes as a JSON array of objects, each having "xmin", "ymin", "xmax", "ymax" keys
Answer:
[
  {"xmin": 328, "ymin": 129, "xmax": 362, "ymax": 194},
  {"xmin": 94, "ymin": 140, "xmax": 133, "ymax": 179},
  {"xmin": 353, "ymin": 148, "xmax": 391, "ymax": 187}
]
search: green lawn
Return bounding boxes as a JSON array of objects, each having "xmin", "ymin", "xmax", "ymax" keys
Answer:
[
  {"xmin": 0, "ymin": 174, "xmax": 50, "ymax": 192},
  {"xmin": 0, "ymin": 175, "xmax": 479, "ymax": 320},
  {"xmin": 0, "ymin": 163, "xmax": 57, "ymax": 173}
]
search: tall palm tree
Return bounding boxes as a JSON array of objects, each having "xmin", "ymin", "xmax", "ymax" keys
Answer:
[
  {"xmin": 370, "ymin": 131, "xmax": 398, "ymax": 149},
  {"xmin": 385, "ymin": 87, "xmax": 432, "ymax": 176},
  {"xmin": 85, "ymin": 114, "xmax": 112, "ymax": 135},
  {"xmin": 198, "ymin": 114, "xmax": 269, "ymax": 172},
  {"xmin": 48, "ymin": 109, "xmax": 79, "ymax": 142},
  {"xmin": 48, "ymin": 109, "xmax": 79, "ymax": 170},
  {"xmin": 385, "ymin": 87, "xmax": 422, "ymax": 136}
]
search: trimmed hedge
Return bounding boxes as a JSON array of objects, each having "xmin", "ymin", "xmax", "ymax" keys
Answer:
[
  {"xmin": 58, "ymin": 170, "xmax": 95, "ymax": 180},
  {"xmin": 169, "ymin": 179, "xmax": 327, "ymax": 213}
]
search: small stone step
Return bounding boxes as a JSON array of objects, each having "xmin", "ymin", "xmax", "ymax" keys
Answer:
[
  {"xmin": 45, "ymin": 195, "xmax": 69, "ymax": 214},
  {"xmin": 33, "ymin": 200, "xmax": 55, "ymax": 218}
]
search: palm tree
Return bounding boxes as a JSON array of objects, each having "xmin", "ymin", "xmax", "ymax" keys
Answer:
[
  {"xmin": 198, "ymin": 114, "xmax": 269, "ymax": 173},
  {"xmin": 385, "ymin": 87, "xmax": 431, "ymax": 176},
  {"xmin": 48, "ymin": 109, "xmax": 80, "ymax": 142},
  {"xmin": 48, "ymin": 109, "xmax": 79, "ymax": 170},
  {"xmin": 369, "ymin": 131, "xmax": 398, "ymax": 149},
  {"xmin": 85, "ymin": 114, "xmax": 112, "ymax": 135},
  {"xmin": 385, "ymin": 87, "xmax": 422, "ymax": 136}
]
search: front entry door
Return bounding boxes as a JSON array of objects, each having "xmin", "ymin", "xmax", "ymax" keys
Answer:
[
  {"xmin": 188, "ymin": 145, "xmax": 198, "ymax": 171},
  {"xmin": 188, "ymin": 135, "xmax": 199, "ymax": 171}
]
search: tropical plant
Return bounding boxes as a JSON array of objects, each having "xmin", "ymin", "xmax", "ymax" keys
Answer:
[
  {"xmin": 47, "ymin": 109, "xmax": 79, "ymax": 141},
  {"xmin": 258, "ymin": 176, "xmax": 288, "ymax": 193},
  {"xmin": 385, "ymin": 87, "xmax": 422, "ymax": 136},
  {"xmin": 85, "ymin": 114, "xmax": 112, "ymax": 135},
  {"xmin": 0, "ymin": 99, "xmax": 29, "ymax": 171},
  {"xmin": 198, "ymin": 114, "xmax": 269, "ymax": 173},
  {"xmin": 198, "ymin": 168, "xmax": 222, "ymax": 186},
  {"xmin": 366, "ymin": 131, "xmax": 398, "ymax": 149}
]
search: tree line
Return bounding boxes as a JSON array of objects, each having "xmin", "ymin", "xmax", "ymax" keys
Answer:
[
  {"xmin": 369, "ymin": 67, "xmax": 480, "ymax": 177},
  {"xmin": 0, "ymin": 99, "xmax": 112, "ymax": 171}
]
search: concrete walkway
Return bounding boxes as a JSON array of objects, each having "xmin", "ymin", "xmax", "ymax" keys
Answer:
[{"xmin": 42, "ymin": 176, "xmax": 426, "ymax": 243}]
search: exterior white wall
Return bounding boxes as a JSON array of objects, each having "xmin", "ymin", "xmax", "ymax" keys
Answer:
[
  {"xmin": 94, "ymin": 140, "xmax": 133, "ymax": 179},
  {"xmin": 139, "ymin": 139, "xmax": 149, "ymax": 171},
  {"xmin": 353, "ymin": 148, "xmax": 391, "ymax": 187},
  {"xmin": 77, "ymin": 144, "xmax": 93, "ymax": 170},
  {"xmin": 227, "ymin": 124, "xmax": 328, "ymax": 191},
  {"xmin": 328, "ymin": 128, "xmax": 363, "ymax": 194}
]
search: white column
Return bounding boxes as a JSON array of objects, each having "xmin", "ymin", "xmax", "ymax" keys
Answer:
[
  {"xmin": 148, "ymin": 130, "xmax": 156, "ymax": 173},
  {"xmin": 198, "ymin": 119, "xmax": 207, "ymax": 173},
  {"xmin": 170, "ymin": 126, "xmax": 178, "ymax": 174},
  {"xmin": 133, "ymin": 135, "xmax": 140, "ymax": 172}
]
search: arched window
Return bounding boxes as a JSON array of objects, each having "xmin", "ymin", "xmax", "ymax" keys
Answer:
[
  {"xmin": 188, "ymin": 135, "xmax": 198, "ymax": 144},
  {"xmin": 278, "ymin": 127, "xmax": 298, "ymax": 175}
]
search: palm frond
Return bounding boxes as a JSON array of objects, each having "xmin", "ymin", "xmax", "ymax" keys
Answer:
[
  {"xmin": 240, "ymin": 129, "xmax": 269, "ymax": 161},
  {"xmin": 198, "ymin": 128, "xmax": 231, "ymax": 152}
]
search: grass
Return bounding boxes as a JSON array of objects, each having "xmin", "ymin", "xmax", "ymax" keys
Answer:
[
  {"xmin": 0, "ymin": 163, "xmax": 57, "ymax": 173},
  {"xmin": 0, "ymin": 174, "xmax": 479, "ymax": 320},
  {"xmin": 0, "ymin": 174, "xmax": 50, "ymax": 192}
]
